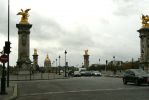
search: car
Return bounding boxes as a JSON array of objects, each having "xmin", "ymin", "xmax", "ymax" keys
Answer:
[
  {"xmin": 68, "ymin": 70, "xmax": 74, "ymax": 77},
  {"xmin": 73, "ymin": 71, "xmax": 81, "ymax": 77},
  {"xmin": 92, "ymin": 71, "xmax": 102, "ymax": 76},
  {"xmin": 123, "ymin": 69, "xmax": 149, "ymax": 85},
  {"xmin": 80, "ymin": 71, "xmax": 92, "ymax": 76}
]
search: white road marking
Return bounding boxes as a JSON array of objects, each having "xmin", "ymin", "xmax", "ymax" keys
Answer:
[{"xmin": 20, "ymin": 87, "xmax": 148, "ymax": 97}]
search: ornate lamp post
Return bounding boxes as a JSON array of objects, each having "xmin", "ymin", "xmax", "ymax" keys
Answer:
[
  {"xmin": 7, "ymin": 0, "xmax": 11, "ymax": 88},
  {"xmin": 64, "ymin": 50, "xmax": 67, "ymax": 77},
  {"xmin": 113, "ymin": 56, "xmax": 115, "ymax": 61},
  {"xmin": 56, "ymin": 59, "xmax": 57, "ymax": 74},
  {"xmin": 113, "ymin": 56, "xmax": 116, "ymax": 75},
  {"xmin": 58, "ymin": 55, "xmax": 61, "ymax": 75},
  {"xmin": 105, "ymin": 60, "xmax": 108, "ymax": 72}
]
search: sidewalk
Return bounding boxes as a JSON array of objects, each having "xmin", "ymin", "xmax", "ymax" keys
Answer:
[
  {"xmin": 9, "ymin": 73, "xmax": 67, "ymax": 81},
  {"xmin": 0, "ymin": 73, "xmax": 66, "ymax": 100},
  {"xmin": 0, "ymin": 82, "xmax": 17, "ymax": 100},
  {"xmin": 101, "ymin": 71, "xmax": 124, "ymax": 78}
]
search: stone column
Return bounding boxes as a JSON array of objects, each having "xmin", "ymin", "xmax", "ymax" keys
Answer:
[
  {"xmin": 83, "ymin": 54, "xmax": 89, "ymax": 68},
  {"xmin": 138, "ymin": 28, "xmax": 149, "ymax": 72},
  {"xmin": 16, "ymin": 24, "xmax": 32, "ymax": 70},
  {"xmin": 32, "ymin": 49, "xmax": 39, "ymax": 71}
]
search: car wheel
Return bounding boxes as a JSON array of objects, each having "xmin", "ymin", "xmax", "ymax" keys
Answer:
[
  {"xmin": 135, "ymin": 79, "xmax": 140, "ymax": 86},
  {"xmin": 123, "ymin": 79, "xmax": 127, "ymax": 85}
]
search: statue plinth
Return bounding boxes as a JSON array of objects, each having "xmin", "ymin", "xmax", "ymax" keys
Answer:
[
  {"xmin": 16, "ymin": 23, "xmax": 32, "ymax": 71},
  {"xmin": 138, "ymin": 27, "xmax": 149, "ymax": 72},
  {"xmin": 32, "ymin": 53, "xmax": 39, "ymax": 71},
  {"xmin": 83, "ymin": 54, "xmax": 90, "ymax": 68}
]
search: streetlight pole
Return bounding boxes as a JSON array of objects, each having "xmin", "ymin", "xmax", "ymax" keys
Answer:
[
  {"xmin": 56, "ymin": 59, "xmax": 57, "ymax": 74},
  {"xmin": 132, "ymin": 58, "xmax": 134, "ymax": 69},
  {"xmin": 64, "ymin": 50, "xmax": 67, "ymax": 77},
  {"xmin": 7, "ymin": 0, "xmax": 10, "ymax": 88},
  {"xmin": 113, "ymin": 56, "xmax": 115, "ymax": 62},
  {"xmin": 58, "ymin": 55, "xmax": 61, "ymax": 75},
  {"xmin": 105, "ymin": 60, "xmax": 108, "ymax": 72},
  {"xmin": 113, "ymin": 56, "xmax": 116, "ymax": 75}
]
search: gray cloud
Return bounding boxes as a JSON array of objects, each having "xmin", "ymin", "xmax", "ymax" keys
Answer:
[
  {"xmin": 30, "ymin": 14, "xmax": 65, "ymax": 41},
  {"xmin": 113, "ymin": 0, "xmax": 140, "ymax": 16},
  {"xmin": 0, "ymin": 3, "xmax": 8, "ymax": 35},
  {"xmin": 0, "ymin": 0, "xmax": 142, "ymax": 66},
  {"xmin": 60, "ymin": 31, "xmax": 95, "ymax": 49},
  {"xmin": 99, "ymin": 18, "xmax": 109, "ymax": 24},
  {"xmin": 0, "ymin": 1, "xmax": 18, "ymax": 38}
]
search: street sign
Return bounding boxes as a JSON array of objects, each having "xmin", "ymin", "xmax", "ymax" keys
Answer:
[{"xmin": 0, "ymin": 54, "xmax": 8, "ymax": 63}]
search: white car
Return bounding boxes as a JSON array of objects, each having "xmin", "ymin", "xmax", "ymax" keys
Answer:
[
  {"xmin": 92, "ymin": 71, "xmax": 102, "ymax": 76},
  {"xmin": 73, "ymin": 71, "xmax": 81, "ymax": 77}
]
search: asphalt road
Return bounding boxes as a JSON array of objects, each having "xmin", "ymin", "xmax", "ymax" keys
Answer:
[{"xmin": 15, "ymin": 77, "xmax": 149, "ymax": 100}]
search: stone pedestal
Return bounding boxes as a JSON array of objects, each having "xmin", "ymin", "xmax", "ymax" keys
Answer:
[
  {"xmin": 138, "ymin": 28, "xmax": 149, "ymax": 72},
  {"xmin": 83, "ymin": 55, "xmax": 90, "ymax": 68},
  {"xmin": 16, "ymin": 24, "xmax": 32, "ymax": 70},
  {"xmin": 33, "ymin": 54, "xmax": 39, "ymax": 71}
]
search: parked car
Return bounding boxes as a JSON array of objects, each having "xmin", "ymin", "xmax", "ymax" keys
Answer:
[
  {"xmin": 123, "ymin": 69, "xmax": 149, "ymax": 85},
  {"xmin": 73, "ymin": 71, "xmax": 81, "ymax": 77},
  {"xmin": 68, "ymin": 70, "xmax": 74, "ymax": 77},
  {"xmin": 80, "ymin": 71, "xmax": 92, "ymax": 76},
  {"xmin": 92, "ymin": 71, "xmax": 102, "ymax": 76}
]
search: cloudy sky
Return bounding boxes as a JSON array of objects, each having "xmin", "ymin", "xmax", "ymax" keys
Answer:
[{"xmin": 0, "ymin": 0, "xmax": 149, "ymax": 67}]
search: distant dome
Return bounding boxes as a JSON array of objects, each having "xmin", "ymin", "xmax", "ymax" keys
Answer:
[
  {"xmin": 44, "ymin": 54, "xmax": 51, "ymax": 68},
  {"xmin": 33, "ymin": 48, "xmax": 38, "ymax": 55},
  {"xmin": 44, "ymin": 54, "xmax": 51, "ymax": 63}
]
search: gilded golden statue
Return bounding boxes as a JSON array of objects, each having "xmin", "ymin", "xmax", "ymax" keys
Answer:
[
  {"xmin": 142, "ymin": 14, "xmax": 149, "ymax": 28},
  {"xmin": 17, "ymin": 9, "xmax": 31, "ymax": 24},
  {"xmin": 84, "ymin": 49, "xmax": 88, "ymax": 55}
]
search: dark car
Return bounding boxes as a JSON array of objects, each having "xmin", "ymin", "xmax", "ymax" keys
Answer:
[{"xmin": 123, "ymin": 69, "xmax": 149, "ymax": 85}]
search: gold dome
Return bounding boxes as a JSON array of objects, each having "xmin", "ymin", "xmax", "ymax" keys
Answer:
[
  {"xmin": 45, "ymin": 54, "xmax": 51, "ymax": 63},
  {"xmin": 33, "ymin": 48, "xmax": 38, "ymax": 55}
]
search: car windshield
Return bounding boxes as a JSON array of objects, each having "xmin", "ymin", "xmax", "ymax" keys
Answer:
[{"xmin": 132, "ymin": 69, "xmax": 147, "ymax": 75}]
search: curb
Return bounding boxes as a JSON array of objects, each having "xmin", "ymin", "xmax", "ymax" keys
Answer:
[
  {"xmin": 10, "ymin": 77, "xmax": 69, "ymax": 81},
  {"xmin": 7, "ymin": 84, "xmax": 18, "ymax": 100},
  {"xmin": 104, "ymin": 75, "xmax": 123, "ymax": 78}
]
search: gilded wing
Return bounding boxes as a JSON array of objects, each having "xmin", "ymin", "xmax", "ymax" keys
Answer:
[
  {"xmin": 17, "ymin": 12, "xmax": 22, "ymax": 15},
  {"xmin": 25, "ymin": 9, "xmax": 31, "ymax": 13}
]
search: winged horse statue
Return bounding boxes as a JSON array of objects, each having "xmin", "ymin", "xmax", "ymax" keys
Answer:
[
  {"xmin": 142, "ymin": 14, "xmax": 149, "ymax": 28},
  {"xmin": 17, "ymin": 9, "xmax": 31, "ymax": 24}
]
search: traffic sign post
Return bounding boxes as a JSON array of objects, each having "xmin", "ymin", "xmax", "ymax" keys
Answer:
[
  {"xmin": 0, "ymin": 54, "xmax": 8, "ymax": 63},
  {"xmin": 0, "ymin": 54, "xmax": 8, "ymax": 95},
  {"xmin": 0, "ymin": 62, "xmax": 7, "ymax": 95}
]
